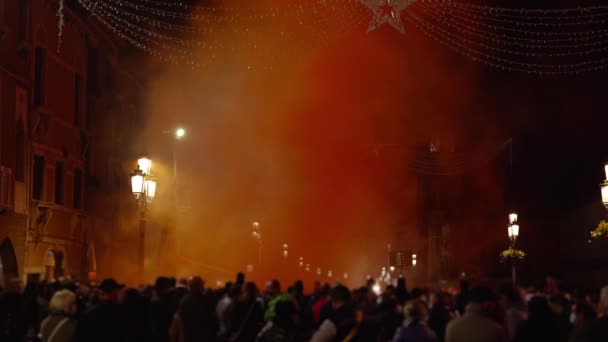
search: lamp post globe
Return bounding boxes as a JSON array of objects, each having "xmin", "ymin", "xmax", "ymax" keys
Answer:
[
  {"xmin": 175, "ymin": 128, "xmax": 186, "ymax": 140},
  {"xmin": 131, "ymin": 169, "xmax": 145, "ymax": 198}
]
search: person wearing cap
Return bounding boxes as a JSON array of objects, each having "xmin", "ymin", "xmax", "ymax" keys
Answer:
[
  {"xmin": 445, "ymin": 286, "xmax": 507, "ymax": 342},
  {"xmin": 72, "ymin": 278, "xmax": 124, "ymax": 342}
]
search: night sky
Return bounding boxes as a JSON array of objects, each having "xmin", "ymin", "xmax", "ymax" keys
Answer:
[{"xmin": 107, "ymin": 0, "xmax": 608, "ymax": 285}]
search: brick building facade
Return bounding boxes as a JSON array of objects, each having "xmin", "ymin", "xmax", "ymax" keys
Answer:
[{"xmin": 0, "ymin": 0, "xmax": 139, "ymax": 285}]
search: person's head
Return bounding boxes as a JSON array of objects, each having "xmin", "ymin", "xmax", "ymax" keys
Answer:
[
  {"xmin": 176, "ymin": 278, "xmax": 188, "ymax": 289},
  {"xmin": 98, "ymin": 278, "xmax": 124, "ymax": 303},
  {"xmin": 229, "ymin": 284, "xmax": 242, "ymax": 299},
  {"xmin": 49, "ymin": 289, "xmax": 77, "ymax": 315},
  {"xmin": 274, "ymin": 300, "xmax": 297, "ymax": 327},
  {"xmin": 571, "ymin": 300, "xmax": 596, "ymax": 327},
  {"xmin": 155, "ymin": 277, "xmax": 172, "ymax": 295},
  {"xmin": 236, "ymin": 272, "xmax": 245, "ymax": 284},
  {"xmin": 188, "ymin": 276, "xmax": 204, "ymax": 294},
  {"xmin": 527, "ymin": 296, "xmax": 554, "ymax": 321},
  {"xmin": 243, "ymin": 282, "xmax": 258, "ymax": 301},
  {"xmin": 403, "ymin": 299, "xmax": 428, "ymax": 324},
  {"xmin": 120, "ymin": 288, "xmax": 145, "ymax": 306},
  {"xmin": 397, "ymin": 276, "xmax": 407, "ymax": 289},
  {"xmin": 294, "ymin": 280, "xmax": 304, "ymax": 295},
  {"xmin": 500, "ymin": 283, "xmax": 522, "ymax": 305},
  {"xmin": 329, "ymin": 285, "xmax": 351, "ymax": 309},
  {"xmin": 470, "ymin": 286, "xmax": 499, "ymax": 313},
  {"xmin": 270, "ymin": 279, "xmax": 281, "ymax": 295}
]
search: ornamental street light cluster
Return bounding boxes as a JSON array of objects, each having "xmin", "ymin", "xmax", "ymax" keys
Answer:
[
  {"xmin": 130, "ymin": 157, "xmax": 158, "ymax": 281},
  {"xmin": 600, "ymin": 163, "xmax": 608, "ymax": 208},
  {"xmin": 507, "ymin": 212, "xmax": 520, "ymax": 284}
]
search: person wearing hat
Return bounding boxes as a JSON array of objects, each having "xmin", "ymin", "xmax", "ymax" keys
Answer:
[
  {"xmin": 72, "ymin": 278, "xmax": 124, "ymax": 342},
  {"xmin": 445, "ymin": 286, "xmax": 507, "ymax": 342}
]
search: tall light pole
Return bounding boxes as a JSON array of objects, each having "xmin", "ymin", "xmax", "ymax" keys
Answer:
[
  {"xmin": 130, "ymin": 157, "xmax": 157, "ymax": 282},
  {"xmin": 174, "ymin": 128, "xmax": 185, "ymax": 233},
  {"xmin": 508, "ymin": 212, "xmax": 520, "ymax": 284}
]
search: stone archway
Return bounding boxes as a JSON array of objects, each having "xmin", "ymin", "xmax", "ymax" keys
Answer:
[{"xmin": 0, "ymin": 238, "xmax": 19, "ymax": 287}]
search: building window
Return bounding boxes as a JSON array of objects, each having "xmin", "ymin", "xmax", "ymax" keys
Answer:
[
  {"xmin": 73, "ymin": 168, "xmax": 82, "ymax": 210},
  {"xmin": 15, "ymin": 121, "xmax": 25, "ymax": 182},
  {"xmin": 54, "ymin": 162, "xmax": 64, "ymax": 205},
  {"xmin": 32, "ymin": 155, "xmax": 44, "ymax": 200},
  {"xmin": 34, "ymin": 47, "xmax": 46, "ymax": 106},
  {"xmin": 17, "ymin": 0, "xmax": 29, "ymax": 41},
  {"xmin": 74, "ymin": 74, "xmax": 81, "ymax": 125}
]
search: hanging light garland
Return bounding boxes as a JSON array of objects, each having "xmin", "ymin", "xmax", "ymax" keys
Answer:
[
  {"xmin": 68, "ymin": 0, "xmax": 608, "ymax": 74},
  {"xmin": 57, "ymin": 0, "xmax": 65, "ymax": 52}
]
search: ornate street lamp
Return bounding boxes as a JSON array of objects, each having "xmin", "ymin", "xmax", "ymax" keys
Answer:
[
  {"xmin": 601, "ymin": 163, "xmax": 608, "ymax": 208},
  {"xmin": 130, "ymin": 157, "xmax": 157, "ymax": 282},
  {"xmin": 412, "ymin": 254, "xmax": 417, "ymax": 267},
  {"xmin": 508, "ymin": 224, "xmax": 520, "ymax": 244},
  {"xmin": 506, "ymin": 213, "xmax": 521, "ymax": 284},
  {"xmin": 252, "ymin": 222, "xmax": 262, "ymax": 265}
]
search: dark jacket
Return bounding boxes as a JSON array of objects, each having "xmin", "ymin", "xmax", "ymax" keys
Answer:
[
  {"xmin": 39, "ymin": 315, "xmax": 77, "ymax": 342},
  {"xmin": 72, "ymin": 302, "xmax": 123, "ymax": 342},
  {"xmin": 393, "ymin": 323, "xmax": 437, "ymax": 342},
  {"xmin": 179, "ymin": 292, "xmax": 218, "ymax": 342}
]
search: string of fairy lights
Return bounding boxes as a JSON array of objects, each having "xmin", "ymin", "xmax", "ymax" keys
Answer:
[{"xmin": 66, "ymin": 0, "xmax": 608, "ymax": 73}]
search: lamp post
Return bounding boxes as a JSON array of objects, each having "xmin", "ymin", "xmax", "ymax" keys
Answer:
[
  {"xmin": 130, "ymin": 157, "xmax": 157, "ymax": 281},
  {"xmin": 507, "ymin": 213, "xmax": 519, "ymax": 284},
  {"xmin": 600, "ymin": 163, "xmax": 608, "ymax": 208}
]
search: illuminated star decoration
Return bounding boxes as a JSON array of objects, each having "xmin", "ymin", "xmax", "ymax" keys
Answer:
[{"xmin": 358, "ymin": 0, "xmax": 416, "ymax": 34}]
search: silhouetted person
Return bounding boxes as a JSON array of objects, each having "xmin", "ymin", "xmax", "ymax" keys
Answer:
[
  {"xmin": 236, "ymin": 273, "xmax": 245, "ymax": 287},
  {"xmin": 149, "ymin": 277, "xmax": 178, "ymax": 342},
  {"xmin": 39, "ymin": 290, "xmax": 77, "ymax": 342},
  {"xmin": 514, "ymin": 296, "xmax": 563, "ymax": 342},
  {"xmin": 257, "ymin": 300, "xmax": 303, "ymax": 342},
  {"xmin": 428, "ymin": 292, "xmax": 451, "ymax": 342},
  {"xmin": 311, "ymin": 285, "xmax": 360, "ymax": 342},
  {"xmin": 499, "ymin": 284, "xmax": 526, "ymax": 340},
  {"xmin": 0, "ymin": 278, "xmax": 24, "ymax": 342},
  {"xmin": 454, "ymin": 280, "xmax": 470, "ymax": 316},
  {"xmin": 568, "ymin": 300, "xmax": 596, "ymax": 342},
  {"xmin": 120, "ymin": 288, "xmax": 150, "ymax": 341},
  {"xmin": 446, "ymin": 286, "xmax": 506, "ymax": 342},
  {"xmin": 173, "ymin": 277, "xmax": 218, "ymax": 342},
  {"xmin": 590, "ymin": 285, "xmax": 608, "ymax": 342},
  {"xmin": 395, "ymin": 276, "xmax": 411, "ymax": 305},
  {"xmin": 73, "ymin": 278, "xmax": 124, "ymax": 342},
  {"xmin": 230, "ymin": 282, "xmax": 264, "ymax": 341},
  {"xmin": 393, "ymin": 299, "xmax": 437, "ymax": 342}
]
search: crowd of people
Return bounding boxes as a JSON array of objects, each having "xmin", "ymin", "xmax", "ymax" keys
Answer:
[{"xmin": 0, "ymin": 273, "xmax": 607, "ymax": 342}]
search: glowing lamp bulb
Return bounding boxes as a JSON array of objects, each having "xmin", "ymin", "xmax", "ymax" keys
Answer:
[
  {"xmin": 372, "ymin": 283, "xmax": 381, "ymax": 295},
  {"xmin": 175, "ymin": 128, "xmax": 186, "ymax": 140},
  {"xmin": 509, "ymin": 213, "xmax": 518, "ymax": 224}
]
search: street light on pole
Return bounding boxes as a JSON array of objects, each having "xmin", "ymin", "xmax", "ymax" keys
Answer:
[
  {"xmin": 130, "ymin": 157, "xmax": 157, "ymax": 282},
  {"xmin": 507, "ymin": 213, "xmax": 520, "ymax": 284},
  {"xmin": 600, "ymin": 163, "xmax": 608, "ymax": 208}
]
